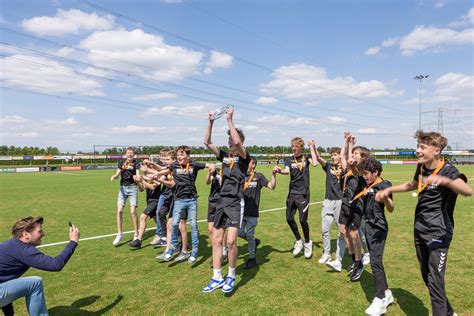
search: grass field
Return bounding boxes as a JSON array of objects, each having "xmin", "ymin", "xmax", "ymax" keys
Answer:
[{"xmin": 1, "ymin": 164, "xmax": 473, "ymax": 315}]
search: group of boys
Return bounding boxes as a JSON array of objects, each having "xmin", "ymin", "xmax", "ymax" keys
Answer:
[{"xmin": 110, "ymin": 109, "xmax": 471, "ymax": 315}]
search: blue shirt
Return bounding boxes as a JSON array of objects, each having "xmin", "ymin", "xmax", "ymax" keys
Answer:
[{"xmin": 0, "ymin": 238, "xmax": 77, "ymax": 283}]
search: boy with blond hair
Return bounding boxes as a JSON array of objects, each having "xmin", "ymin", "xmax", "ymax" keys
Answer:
[{"xmin": 274, "ymin": 138, "xmax": 318, "ymax": 259}]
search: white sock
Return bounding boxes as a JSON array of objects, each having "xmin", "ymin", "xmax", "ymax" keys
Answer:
[
  {"xmin": 213, "ymin": 269, "xmax": 223, "ymax": 280},
  {"xmin": 228, "ymin": 267, "xmax": 236, "ymax": 278}
]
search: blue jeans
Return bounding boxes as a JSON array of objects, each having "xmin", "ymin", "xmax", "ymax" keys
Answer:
[
  {"xmin": 0, "ymin": 276, "xmax": 48, "ymax": 316},
  {"xmin": 155, "ymin": 194, "xmax": 167, "ymax": 237},
  {"xmin": 170, "ymin": 198, "xmax": 198, "ymax": 255}
]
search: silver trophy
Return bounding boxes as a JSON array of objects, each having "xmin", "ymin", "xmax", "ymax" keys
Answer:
[{"xmin": 210, "ymin": 105, "xmax": 233, "ymax": 121}]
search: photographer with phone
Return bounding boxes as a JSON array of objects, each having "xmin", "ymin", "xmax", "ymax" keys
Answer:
[{"xmin": 0, "ymin": 216, "xmax": 80, "ymax": 315}]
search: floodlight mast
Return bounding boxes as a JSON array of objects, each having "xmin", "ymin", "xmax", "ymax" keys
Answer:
[{"xmin": 414, "ymin": 74, "xmax": 429, "ymax": 131}]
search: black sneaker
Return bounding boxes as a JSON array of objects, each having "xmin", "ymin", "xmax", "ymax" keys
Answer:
[
  {"xmin": 152, "ymin": 239, "xmax": 167, "ymax": 248},
  {"xmin": 255, "ymin": 238, "xmax": 261, "ymax": 248},
  {"xmin": 243, "ymin": 258, "xmax": 258, "ymax": 269},
  {"xmin": 128, "ymin": 239, "xmax": 142, "ymax": 248},
  {"xmin": 350, "ymin": 262, "xmax": 364, "ymax": 281},
  {"xmin": 347, "ymin": 261, "xmax": 356, "ymax": 275}
]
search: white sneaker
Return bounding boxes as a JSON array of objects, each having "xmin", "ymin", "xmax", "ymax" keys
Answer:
[
  {"xmin": 318, "ymin": 253, "xmax": 331, "ymax": 264},
  {"xmin": 363, "ymin": 252, "xmax": 371, "ymax": 265},
  {"xmin": 292, "ymin": 239, "xmax": 303, "ymax": 256},
  {"xmin": 385, "ymin": 289, "xmax": 394, "ymax": 306},
  {"xmin": 133, "ymin": 233, "xmax": 139, "ymax": 241},
  {"xmin": 150, "ymin": 235, "xmax": 161, "ymax": 245},
  {"xmin": 365, "ymin": 297, "xmax": 387, "ymax": 315},
  {"xmin": 326, "ymin": 259, "xmax": 342, "ymax": 272},
  {"xmin": 112, "ymin": 234, "xmax": 123, "ymax": 246},
  {"xmin": 304, "ymin": 240, "xmax": 313, "ymax": 259}
]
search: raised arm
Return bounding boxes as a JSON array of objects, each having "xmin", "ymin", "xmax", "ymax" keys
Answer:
[
  {"xmin": 206, "ymin": 164, "xmax": 215, "ymax": 185},
  {"xmin": 313, "ymin": 140, "xmax": 327, "ymax": 167},
  {"xmin": 204, "ymin": 112, "xmax": 220, "ymax": 157},
  {"xmin": 340, "ymin": 132, "xmax": 350, "ymax": 170},
  {"xmin": 307, "ymin": 139, "xmax": 319, "ymax": 167},
  {"xmin": 267, "ymin": 166, "xmax": 278, "ymax": 190},
  {"xmin": 226, "ymin": 107, "xmax": 247, "ymax": 159}
]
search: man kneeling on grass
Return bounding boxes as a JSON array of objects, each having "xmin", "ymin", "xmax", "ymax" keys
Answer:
[{"xmin": 0, "ymin": 216, "xmax": 80, "ymax": 316}]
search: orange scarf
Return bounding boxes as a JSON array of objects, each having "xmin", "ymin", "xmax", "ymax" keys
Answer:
[
  {"xmin": 294, "ymin": 155, "xmax": 305, "ymax": 172},
  {"xmin": 418, "ymin": 158, "xmax": 445, "ymax": 193},
  {"xmin": 243, "ymin": 171, "xmax": 255, "ymax": 191},
  {"xmin": 351, "ymin": 177, "xmax": 383, "ymax": 202}
]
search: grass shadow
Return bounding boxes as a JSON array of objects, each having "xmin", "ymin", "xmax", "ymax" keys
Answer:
[
  {"xmin": 48, "ymin": 295, "xmax": 123, "ymax": 315},
  {"xmin": 359, "ymin": 269, "xmax": 428, "ymax": 315}
]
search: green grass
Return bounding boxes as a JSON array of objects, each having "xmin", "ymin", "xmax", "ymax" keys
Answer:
[{"xmin": 0, "ymin": 165, "xmax": 473, "ymax": 315}]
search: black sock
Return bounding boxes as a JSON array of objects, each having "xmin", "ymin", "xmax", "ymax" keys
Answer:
[{"xmin": 351, "ymin": 254, "xmax": 355, "ymax": 262}]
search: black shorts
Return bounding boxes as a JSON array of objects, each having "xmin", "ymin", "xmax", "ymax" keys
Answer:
[
  {"xmin": 208, "ymin": 199, "xmax": 219, "ymax": 223},
  {"xmin": 214, "ymin": 196, "xmax": 244, "ymax": 229},
  {"xmin": 339, "ymin": 203, "xmax": 362, "ymax": 229},
  {"xmin": 143, "ymin": 200, "xmax": 158, "ymax": 217}
]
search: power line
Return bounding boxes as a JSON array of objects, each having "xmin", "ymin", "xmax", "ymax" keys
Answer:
[
  {"xmin": 0, "ymin": 83, "xmax": 329, "ymax": 136},
  {"xmin": 2, "ymin": 54, "xmax": 399, "ymax": 132},
  {"xmin": 0, "ymin": 28, "xmax": 408, "ymax": 121},
  {"xmin": 78, "ymin": 0, "xmax": 417, "ymax": 115}
]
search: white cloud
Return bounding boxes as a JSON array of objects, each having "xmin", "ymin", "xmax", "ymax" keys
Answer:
[
  {"xmin": 18, "ymin": 132, "xmax": 39, "ymax": 138},
  {"xmin": 204, "ymin": 50, "xmax": 234, "ymax": 74},
  {"xmin": 260, "ymin": 63, "xmax": 391, "ymax": 100},
  {"xmin": 55, "ymin": 46, "xmax": 75, "ymax": 57},
  {"xmin": 381, "ymin": 38, "xmax": 399, "ymax": 47},
  {"xmin": 82, "ymin": 67, "xmax": 108, "ymax": 77},
  {"xmin": 56, "ymin": 117, "xmax": 79, "ymax": 126},
  {"xmin": 68, "ymin": 106, "xmax": 93, "ymax": 114},
  {"xmin": 358, "ymin": 128, "xmax": 379, "ymax": 135},
  {"xmin": 433, "ymin": 72, "xmax": 474, "ymax": 101},
  {"xmin": 110, "ymin": 125, "xmax": 166, "ymax": 134},
  {"xmin": 1, "ymin": 54, "xmax": 104, "ymax": 96},
  {"xmin": 255, "ymin": 96, "xmax": 278, "ymax": 105},
  {"xmin": 449, "ymin": 7, "xmax": 474, "ymax": 27},
  {"xmin": 434, "ymin": 0, "xmax": 446, "ymax": 9},
  {"xmin": 327, "ymin": 116, "xmax": 347, "ymax": 123},
  {"xmin": 402, "ymin": 72, "xmax": 473, "ymax": 106},
  {"xmin": 22, "ymin": 9, "xmax": 115, "ymax": 37},
  {"xmin": 132, "ymin": 92, "xmax": 178, "ymax": 101},
  {"xmin": 399, "ymin": 26, "xmax": 473, "ymax": 55},
  {"xmin": 255, "ymin": 114, "xmax": 321, "ymax": 127},
  {"xmin": 1, "ymin": 115, "xmax": 27, "ymax": 124},
  {"xmin": 365, "ymin": 46, "xmax": 380, "ymax": 55},
  {"xmin": 79, "ymin": 28, "xmax": 203, "ymax": 82},
  {"xmin": 143, "ymin": 103, "xmax": 212, "ymax": 118}
]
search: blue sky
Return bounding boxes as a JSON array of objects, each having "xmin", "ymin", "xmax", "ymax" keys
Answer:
[{"xmin": 1, "ymin": 0, "xmax": 473, "ymax": 152}]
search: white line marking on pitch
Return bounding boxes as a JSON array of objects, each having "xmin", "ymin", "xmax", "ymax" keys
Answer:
[
  {"xmin": 46, "ymin": 172, "xmax": 82, "ymax": 176},
  {"xmin": 37, "ymin": 201, "xmax": 323, "ymax": 248}
]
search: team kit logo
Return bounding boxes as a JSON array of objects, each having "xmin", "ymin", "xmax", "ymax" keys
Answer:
[{"xmin": 176, "ymin": 167, "xmax": 194, "ymax": 175}]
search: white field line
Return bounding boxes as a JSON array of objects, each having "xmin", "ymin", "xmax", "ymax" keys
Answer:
[
  {"xmin": 37, "ymin": 201, "xmax": 324, "ymax": 248},
  {"xmin": 42, "ymin": 171, "xmax": 82, "ymax": 176}
]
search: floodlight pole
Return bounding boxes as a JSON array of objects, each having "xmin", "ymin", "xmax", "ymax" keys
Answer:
[{"xmin": 414, "ymin": 74, "xmax": 429, "ymax": 131}]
